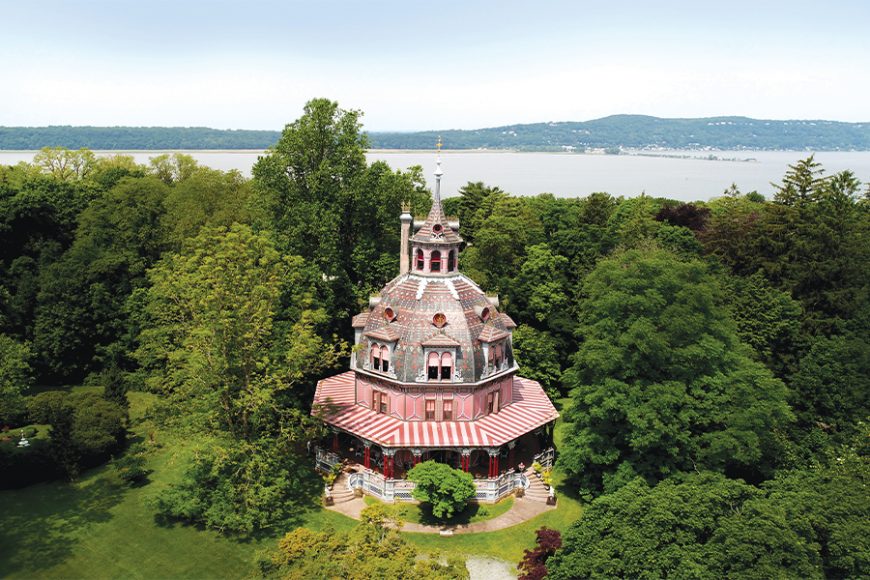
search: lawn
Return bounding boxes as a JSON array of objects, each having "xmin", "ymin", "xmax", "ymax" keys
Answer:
[
  {"xmin": 0, "ymin": 391, "xmax": 584, "ymax": 576},
  {"xmin": 0, "ymin": 389, "xmax": 355, "ymax": 579}
]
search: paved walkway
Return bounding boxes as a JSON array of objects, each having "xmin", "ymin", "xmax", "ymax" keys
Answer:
[{"xmin": 325, "ymin": 494, "xmax": 555, "ymax": 534}]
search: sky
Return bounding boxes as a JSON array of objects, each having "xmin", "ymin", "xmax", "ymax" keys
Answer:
[{"xmin": 2, "ymin": 0, "xmax": 869, "ymax": 131}]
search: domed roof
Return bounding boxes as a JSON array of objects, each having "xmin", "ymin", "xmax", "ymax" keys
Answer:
[{"xmin": 354, "ymin": 271, "xmax": 516, "ymax": 384}]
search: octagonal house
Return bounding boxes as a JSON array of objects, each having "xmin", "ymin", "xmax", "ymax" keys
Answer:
[{"xmin": 312, "ymin": 156, "xmax": 558, "ymax": 501}]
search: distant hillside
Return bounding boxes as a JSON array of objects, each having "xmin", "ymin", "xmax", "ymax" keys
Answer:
[
  {"xmin": 1, "ymin": 116, "xmax": 868, "ymax": 151},
  {"xmin": 0, "ymin": 126, "xmax": 280, "ymax": 150},
  {"xmin": 370, "ymin": 115, "xmax": 870, "ymax": 151}
]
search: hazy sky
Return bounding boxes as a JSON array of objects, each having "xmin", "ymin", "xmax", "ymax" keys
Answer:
[{"xmin": 2, "ymin": 0, "xmax": 868, "ymax": 131}]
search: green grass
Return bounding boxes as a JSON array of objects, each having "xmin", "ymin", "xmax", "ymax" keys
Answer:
[
  {"xmin": 362, "ymin": 495, "xmax": 515, "ymax": 526},
  {"xmin": 401, "ymin": 492, "xmax": 582, "ymax": 563},
  {"xmin": 0, "ymin": 389, "xmax": 355, "ymax": 579},
  {"xmin": 0, "ymin": 389, "xmax": 585, "ymax": 576}
]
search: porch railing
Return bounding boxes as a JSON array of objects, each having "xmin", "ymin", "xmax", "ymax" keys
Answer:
[
  {"xmin": 315, "ymin": 446, "xmax": 341, "ymax": 474},
  {"xmin": 346, "ymin": 467, "xmax": 528, "ymax": 503},
  {"xmin": 533, "ymin": 447, "xmax": 555, "ymax": 470}
]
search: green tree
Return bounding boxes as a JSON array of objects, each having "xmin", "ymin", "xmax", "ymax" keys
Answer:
[
  {"xmin": 148, "ymin": 152, "xmax": 200, "ymax": 184},
  {"xmin": 462, "ymin": 197, "xmax": 544, "ymax": 292},
  {"xmin": 263, "ymin": 515, "xmax": 467, "ymax": 579},
  {"xmin": 136, "ymin": 224, "xmax": 341, "ymax": 533},
  {"xmin": 548, "ymin": 473, "xmax": 822, "ymax": 580},
  {"xmin": 32, "ymin": 147, "xmax": 96, "ymax": 181},
  {"xmin": 136, "ymin": 223, "xmax": 338, "ymax": 438},
  {"xmin": 407, "ymin": 460, "xmax": 475, "ymax": 520},
  {"xmin": 444, "ymin": 181, "xmax": 507, "ymax": 244},
  {"xmin": 33, "ymin": 176, "xmax": 170, "ymax": 381},
  {"xmin": 512, "ymin": 325, "xmax": 562, "ymax": 399},
  {"xmin": 772, "ymin": 155, "xmax": 827, "ymax": 206},
  {"xmin": 788, "ymin": 333, "xmax": 869, "ymax": 439},
  {"xmin": 720, "ymin": 271, "xmax": 803, "ymax": 378},
  {"xmin": 510, "ymin": 243, "xmax": 571, "ymax": 332},
  {"xmin": 0, "ymin": 333, "xmax": 32, "ymax": 425},
  {"xmin": 162, "ymin": 166, "xmax": 255, "ymax": 248},
  {"xmin": 252, "ymin": 98, "xmax": 430, "ymax": 330},
  {"xmin": 27, "ymin": 390, "xmax": 126, "ymax": 479},
  {"xmin": 560, "ymin": 248, "xmax": 792, "ymax": 493}
]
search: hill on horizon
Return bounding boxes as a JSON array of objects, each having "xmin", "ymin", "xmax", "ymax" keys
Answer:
[{"xmin": 1, "ymin": 115, "xmax": 868, "ymax": 151}]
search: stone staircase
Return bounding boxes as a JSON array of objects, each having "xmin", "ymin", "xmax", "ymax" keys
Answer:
[
  {"xmin": 327, "ymin": 472, "xmax": 358, "ymax": 505},
  {"xmin": 522, "ymin": 468, "xmax": 552, "ymax": 503}
]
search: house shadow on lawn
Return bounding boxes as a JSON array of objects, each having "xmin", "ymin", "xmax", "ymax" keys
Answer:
[{"xmin": 0, "ymin": 477, "xmax": 128, "ymax": 576}]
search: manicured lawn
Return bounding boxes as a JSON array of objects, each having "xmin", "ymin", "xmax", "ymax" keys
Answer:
[
  {"xmin": 0, "ymin": 389, "xmax": 355, "ymax": 579},
  {"xmin": 402, "ymin": 492, "xmax": 582, "ymax": 563},
  {"xmin": 363, "ymin": 495, "xmax": 515, "ymax": 525}
]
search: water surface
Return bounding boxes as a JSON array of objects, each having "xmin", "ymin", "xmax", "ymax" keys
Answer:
[{"xmin": 3, "ymin": 149, "xmax": 868, "ymax": 201}]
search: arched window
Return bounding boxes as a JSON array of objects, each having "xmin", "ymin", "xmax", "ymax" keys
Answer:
[
  {"xmin": 427, "ymin": 352, "xmax": 440, "ymax": 380},
  {"xmin": 440, "ymin": 352, "xmax": 452, "ymax": 380},
  {"xmin": 492, "ymin": 343, "xmax": 502, "ymax": 369},
  {"xmin": 447, "ymin": 250, "xmax": 455, "ymax": 272},
  {"xmin": 380, "ymin": 345, "xmax": 390, "ymax": 373},
  {"xmin": 371, "ymin": 343, "xmax": 381, "ymax": 371},
  {"xmin": 416, "ymin": 248, "xmax": 424, "ymax": 270},
  {"xmin": 430, "ymin": 250, "xmax": 441, "ymax": 272}
]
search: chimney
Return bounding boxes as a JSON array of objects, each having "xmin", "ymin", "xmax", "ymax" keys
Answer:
[{"xmin": 400, "ymin": 202, "xmax": 412, "ymax": 274}]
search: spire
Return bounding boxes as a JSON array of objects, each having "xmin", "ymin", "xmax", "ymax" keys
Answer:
[
  {"xmin": 434, "ymin": 136, "xmax": 444, "ymax": 204},
  {"xmin": 411, "ymin": 137, "xmax": 462, "ymax": 245}
]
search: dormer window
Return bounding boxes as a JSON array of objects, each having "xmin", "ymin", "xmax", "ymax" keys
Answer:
[
  {"xmin": 380, "ymin": 345, "xmax": 390, "ymax": 372},
  {"xmin": 370, "ymin": 342, "xmax": 391, "ymax": 373},
  {"xmin": 440, "ymin": 351, "xmax": 452, "ymax": 379},
  {"xmin": 372, "ymin": 345, "xmax": 381, "ymax": 370},
  {"xmin": 427, "ymin": 351, "xmax": 453, "ymax": 381},
  {"xmin": 427, "ymin": 352, "xmax": 440, "ymax": 380},
  {"xmin": 430, "ymin": 250, "xmax": 441, "ymax": 272}
]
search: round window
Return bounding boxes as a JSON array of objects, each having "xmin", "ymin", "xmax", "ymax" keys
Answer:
[
  {"xmin": 384, "ymin": 307, "xmax": 396, "ymax": 321},
  {"xmin": 432, "ymin": 223, "xmax": 443, "ymax": 233},
  {"xmin": 433, "ymin": 312, "xmax": 447, "ymax": 328}
]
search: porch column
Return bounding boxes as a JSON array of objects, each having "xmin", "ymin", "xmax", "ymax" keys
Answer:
[
  {"xmin": 383, "ymin": 448, "xmax": 395, "ymax": 479},
  {"xmin": 508, "ymin": 440, "xmax": 516, "ymax": 470},
  {"xmin": 411, "ymin": 448, "xmax": 422, "ymax": 466},
  {"xmin": 460, "ymin": 448, "xmax": 472, "ymax": 472},
  {"xmin": 331, "ymin": 430, "xmax": 340, "ymax": 453},
  {"xmin": 363, "ymin": 441, "xmax": 371, "ymax": 470},
  {"xmin": 488, "ymin": 448, "xmax": 499, "ymax": 478}
]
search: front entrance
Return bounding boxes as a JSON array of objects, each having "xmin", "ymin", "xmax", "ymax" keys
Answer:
[{"xmin": 422, "ymin": 449, "xmax": 461, "ymax": 470}]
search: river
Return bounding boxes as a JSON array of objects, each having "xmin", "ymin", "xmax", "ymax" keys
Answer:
[{"xmin": 2, "ymin": 149, "xmax": 868, "ymax": 202}]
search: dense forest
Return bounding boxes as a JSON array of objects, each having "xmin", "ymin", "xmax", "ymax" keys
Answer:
[
  {"xmin": 2, "ymin": 114, "xmax": 869, "ymax": 151},
  {"xmin": 1, "ymin": 99, "xmax": 868, "ymax": 578}
]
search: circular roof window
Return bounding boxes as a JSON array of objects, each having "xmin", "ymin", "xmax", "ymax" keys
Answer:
[
  {"xmin": 384, "ymin": 307, "xmax": 396, "ymax": 321},
  {"xmin": 433, "ymin": 312, "xmax": 447, "ymax": 328},
  {"xmin": 432, "ymin": 223, "xmax": 443, "ymax": 234},
  {"xmin": 480, "ymin": 307, "xmax": 490, "ymax": 322}
]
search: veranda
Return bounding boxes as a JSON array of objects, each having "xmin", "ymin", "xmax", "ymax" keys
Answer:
[{"xmin": 314, "ymin": 431, "xmax": 555, "ymax": 504}]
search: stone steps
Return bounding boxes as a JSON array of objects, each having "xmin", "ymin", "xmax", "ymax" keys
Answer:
[
  {"xmin": 327, "ymin": 473, "xmax": 358, "ymax": 504},
  {"xmin": 523, "ymin": 468, "xmax": 553, "ymax": 503}
]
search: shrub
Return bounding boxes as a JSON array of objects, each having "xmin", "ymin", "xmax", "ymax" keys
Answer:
[{"xmin": 407, "ymin": 460, "xmax": 475, "ymax": 520}]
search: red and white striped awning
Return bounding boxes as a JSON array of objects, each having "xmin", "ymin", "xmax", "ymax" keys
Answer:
[{"xmin": 312, "ymin": 371, "xmax": 558, "ymax": 449}]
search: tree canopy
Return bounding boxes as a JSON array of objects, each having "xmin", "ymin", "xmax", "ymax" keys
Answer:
[{"xmin": 560, "ymin": 247, "xmax": 792, "ymax": 492}]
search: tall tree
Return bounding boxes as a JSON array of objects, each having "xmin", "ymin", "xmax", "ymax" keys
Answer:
[
  {"xmin": 560, "ymin": 247, "xmax": 792, "ymax": 493},
  {"xmin": 252, "ymin": 98, "xmax": 430, "ymax": 330},
  {"xmin": 548, "ymin": 472, "xmax": 822, "ymax": 580}
]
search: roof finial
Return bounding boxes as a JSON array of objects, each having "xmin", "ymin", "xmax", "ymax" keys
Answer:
[{"xmin": 434, "ymin": 136, "xmax": 444, "ymax": 201}]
